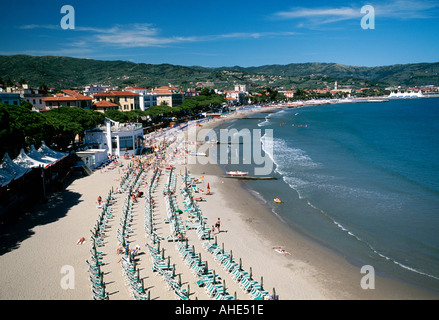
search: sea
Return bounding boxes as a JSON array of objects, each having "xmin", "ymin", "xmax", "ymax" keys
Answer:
[{"xmin": 210, "ymin": 98, "xmax": 439, "ymax": 293}]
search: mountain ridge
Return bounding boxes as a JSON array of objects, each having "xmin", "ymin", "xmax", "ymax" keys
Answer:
[{"xmin": 0, "ymin": 54, "xmax": 438, "ymax": 89}]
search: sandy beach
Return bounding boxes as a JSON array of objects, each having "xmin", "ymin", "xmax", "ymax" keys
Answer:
[{"xmin": 0, "ymin": 105, "xmax": 438, "ymax": 301}]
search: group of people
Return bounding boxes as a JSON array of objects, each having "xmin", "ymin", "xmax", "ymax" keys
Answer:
[
  {"xmin": 117, "ymin": 244, "xmax": 141, "ymax": 262},
  {"xmin": 211, "ymin": 218, "xmax": 222, "ymax": 235},
  {"xmin": 172, "ymin": 231, "xmax": 188, "ymax": 241},
  {"xmin": 130, "ymin": 188, "xmax": 144, "ymax": 203}
]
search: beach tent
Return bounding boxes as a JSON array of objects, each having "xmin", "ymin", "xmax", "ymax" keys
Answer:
[
  {"xmin": 28, "ymin": 145, "xmax": 58, "ymax": 166},
  {"xmin": 0, "ymin": 153, "xmax": 30, "ymax": 182},
  {"xmin": 0, "ymin": 170, "xmax": 14, "ymax": 187},
  {"xmin": 13, "ymin": 148, "xmax": 50, "ymax": 169},
  {"xmin": 38, "ymin": 141, "xmax": 68, "ymax": 161}
]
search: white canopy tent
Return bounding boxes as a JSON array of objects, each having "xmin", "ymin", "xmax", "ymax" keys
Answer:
[
  {"xmin": 0, "ymin": 153, "xmax": 30, "ymax": 183},
  {"xmin": 0, "ymin": 170, "xmax": 14, "ymax": 187},
  {"xmin": 27, "ymin": 145, "xmax": 58, "ymax": 165},
  {"xmin": 13, "ymin": 148, "xmax": 50, "ymax": 169},
  {"xmin": 38, "ymin": 141, "xmax": 68, "ymax": 161},
  {"xmin": 0, "ymin": 143, "xmax": 69, "ymax": 189}
]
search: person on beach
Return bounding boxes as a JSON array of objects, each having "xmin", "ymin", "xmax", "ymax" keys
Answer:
[
  {"xmin": 215, "ymin": 218, "xmax": 222, "ymax": 234},
  {"xmin": 211, "ymin": 225, "xmax": 216, "ymax": 235},
  {"xmin": 275, "ymin": 247, "xmax": 291, "ymax": 256}
]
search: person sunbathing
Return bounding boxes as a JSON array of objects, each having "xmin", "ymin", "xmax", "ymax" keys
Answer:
[{"xmin": 275, "ymin": 247, "xmax": 291, "ymax": 256}]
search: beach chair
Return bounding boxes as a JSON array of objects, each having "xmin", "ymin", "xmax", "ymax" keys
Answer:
[
  {"xmin": 250, "ymin": 287, "xmax": 270, "ymax": 300},
  {"xmin": 239, "ymin": 276, "xmax": 259, "ymax": 292},
  {"xmin": 231, "ymin": 268, "xmax": 248, "ymax": 283},
  {"xmin": 224, "ymin": 261, "xmax": 239, "ymax": 273},
  {"xmin": 203, "ymin": 241, "xmax": 218, "ymax": 253},
  {"xmin": 174, "ymin": 287, "xmax": 190, "ymax": 300},
  {"xmin": 205, "ymin": 282, "xmax": 223, "ymax": 297}
]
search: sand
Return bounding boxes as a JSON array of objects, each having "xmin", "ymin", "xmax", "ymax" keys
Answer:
[{"xmin": 0, "ymin": 106, "xmax": 438, "ymax": 300}]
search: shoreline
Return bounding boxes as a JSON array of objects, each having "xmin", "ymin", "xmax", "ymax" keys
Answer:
[
  {"xmin": 0, "ymin": 104, "xmax": 437, "ymax": 300},
  {"xmin": 190, "ymin": 107, "xmax": 439, "ymax": 299}
]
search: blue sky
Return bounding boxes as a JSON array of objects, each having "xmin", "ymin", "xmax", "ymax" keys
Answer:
[{"xmin": 1, "ymin": 0, "xmax": 438, "ymax": 67}]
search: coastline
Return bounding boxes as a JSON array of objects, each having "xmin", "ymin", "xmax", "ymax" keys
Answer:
[
  {"xmin": 189, "ymin": 107, "xmax": 439, "ymax": 299},
  {"xmin": 0, "ymin": 104, "xmax": 437, "ymax": 300}
]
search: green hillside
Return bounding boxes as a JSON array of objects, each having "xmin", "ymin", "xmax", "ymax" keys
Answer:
[{"xmin": 0, "ymin": 55, "xmax": 438, "ymax": 90}]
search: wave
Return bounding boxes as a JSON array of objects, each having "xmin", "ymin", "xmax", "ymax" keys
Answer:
[
  {"xmin": 305, "ymin": 198, "xmax": 439, "ymax": 281},
  {"xmin": 261, "ymin": 137, "xmax": 439, "ymax": 283},
  {"xmin": 256, "ymin": 107, "xmax": 439, "ymax": 284},
  {"xmin": 257, "ymin": 119, "xmax": 270, "ymax": 127},
  {"xmin": 261, "ymin": 135, "xmax": 320, "ymax": 172}
]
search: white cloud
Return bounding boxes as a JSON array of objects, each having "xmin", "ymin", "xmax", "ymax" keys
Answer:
[
  {"xmin": 273, "ymin": 0, "xmax": 439, "ymax": 26},
  {"xmin": 79, "ymin": 24, "xmax": 298, "ymax": 48},
  {"xmin": 16, "ymin": 23, "xmax": 298, "ymax": 50},
  {"xmin": 276, "ymin": 7, "xmax": 360, "ymax": 20},
  {"xmin": 18, "ymin": 24, "xmax": 60, "ymax": 30}
]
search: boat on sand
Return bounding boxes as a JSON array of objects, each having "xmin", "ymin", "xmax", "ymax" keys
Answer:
[{"xmin": 226, "ymin": 171, "xmax": 249, "ymax": 177}]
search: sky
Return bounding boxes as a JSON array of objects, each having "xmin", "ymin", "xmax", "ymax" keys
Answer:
[{"xmin": 0, "ymin": 0, "xmax": 438, "ymax": 68}]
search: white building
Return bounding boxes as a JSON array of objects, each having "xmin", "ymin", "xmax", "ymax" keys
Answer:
[
  {"xmin": 76, "ymin": 149, "xmax": 108, "ymax": 170},
  {"xmin": 83, "ymin": 84, "xmax": 119, "ymax": 96},
  {"xmin": 388, "ymin": 90, "xmax": 424, "ymax": 98},
  {"xmin": 124, "ymin": 87, "xmax": 157, "ymax": 111},
  {"xmin": 234, "ymin": 84, "xmax": 249, "ymax": 92},
  {"xmin": 224, "ymin": 91, "xmax": 246, "ymax": 105},
  {"xmin": 84, "ymin": 119, "xmax": 144, "ymax": 158}
]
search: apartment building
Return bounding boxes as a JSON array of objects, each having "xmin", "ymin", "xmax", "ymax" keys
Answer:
[
  {"xmin": 93, "ymin": 90, "xmax": 140, "ymax": 112},
  {"xmin": 151, "ymin": 86, "xmax": 184, "ymax": 107}
]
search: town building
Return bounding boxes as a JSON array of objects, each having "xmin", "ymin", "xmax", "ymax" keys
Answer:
[
  {"xmin": 224, "ymin": 90, "xmax": 246, "ymax": 105},
  {"xmin": 279, "ymin": 90, "xmax": 295, "ymax": 99},
  {"xmin": 330, "ymin": 82, "xmax": 352, "ymax": 97},
  {"xmin": 93, "ymin": 100, "xmax": 119, "ymax": 113},
  {"xmin": 234, "ymin": 84, "xmax": 249, "ymax": 92},
  {"xmin": 0, "ymin": 93, "xmax": 21, "ymax": 106},
  {"xmin": 83, "ymin": 84, "xmax": 119, "ymax": 96},
  {"xmin": 93, "ymin": 90, "xmax": 140, "ymax": 112},
  {"xmin": 75, "ymin": 149, "xmax": 108, "ymax": 170},
  {"xmin": 124, "ymin": 87, "xmax": 157, "ymax": 111},
  {"xmin": 42, "ymin": 90, "xmax": 93, "ymax": 110},
  {"xmin": 151, "ymin": 86, "xmax": 184, "ymax": 107},
  {"xmin": 84, "ymin": 120, "xmax": 144, "ymax": 157},
  {"xmin": 185, "ymin": 88, "xmax": 199, "ymax": 97}
]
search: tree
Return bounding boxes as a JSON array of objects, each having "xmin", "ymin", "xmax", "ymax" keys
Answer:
[
  {"xmin": 200, "ymin": 87, "xmax": 213, "ymax": 96},
  {"xmin": 20, "ymin": 99, "xmax": 34, "ymax": 110},
  {"xmin": 104, "ymin": 110, "xmax": 129, "ymax": 123}
]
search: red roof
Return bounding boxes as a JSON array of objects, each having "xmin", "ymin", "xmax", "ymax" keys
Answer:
[
  {"xmin": 94, "ymin": 90, "xmax": 139, "ymax": 97},
  {"xmin": 43, "ymin": 89, "xmax": 92, "ymax": 102},
  {"xmin": 152, "ymin": 86, "xmax": 181, "ymax": 95},
  {"xmin": 43, "ymin": 94, "xmax": 92, "ymax": 102},
  {"xmin": 93, "ymin": 100, "xmax": 119, "ymax": 108},
  {"xmin": 125, "ymin": 87, "xmax": 147, "ymax": 90}
]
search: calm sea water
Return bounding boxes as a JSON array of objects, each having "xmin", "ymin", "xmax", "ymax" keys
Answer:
[{"xmin": 213, "ymin": 99, "xmax": 439, "ymax": 293}]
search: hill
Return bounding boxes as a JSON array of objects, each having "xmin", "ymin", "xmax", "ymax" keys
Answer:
[
  {"xmin": 0, "ymin": 55, "xmax": 438, "ymax": 90},
  {"xmin": 206, "ymin": 61, "xmax": 439, "ymax": 86}
]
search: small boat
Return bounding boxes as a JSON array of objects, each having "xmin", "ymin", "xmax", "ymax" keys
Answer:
[
  {"xmin": 189, "ymin": 152, "xmax": 207, "ymax": 157},
  {"xmin": 273, "ymin": 198, "xmax": 282, "ymax": 203},
  {"xmin": 226, "ymin": 171, "xmax": 249, "ymax": 177}
]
